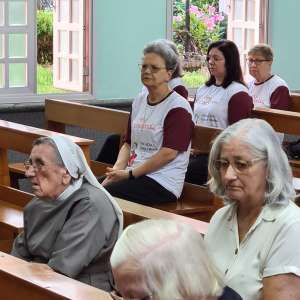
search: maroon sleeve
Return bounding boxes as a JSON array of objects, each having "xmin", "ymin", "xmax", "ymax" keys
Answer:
[
  {"xmin": 173, "ymin": 85, "xmax": 188, "ymax": 100},
  {"xmin": 162, "ymin": 108, "xmax": 194, "ymax": 151},
  {"xmin": 123, "ymin": 112, "xmax": 132, "ymax": 144},
  {"xmin": 228, "ymin": 91, "xmax": 254, "ymax": 125},
  {"xmin": 270, "ymin": 86, "xmax": 291, "ymax": 110}
]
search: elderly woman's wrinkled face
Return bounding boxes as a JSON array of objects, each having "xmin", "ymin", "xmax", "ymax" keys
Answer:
[
  {"xmin": 219, "ymin": 138, "xmax": 267, "ymax": 206},
  {"xmin": 25, "ymin": 144, "xmax": 71, "ymax": 199},
  {"xmin": 247, "ymin": 52, "xmax": 272, "ymax": 82},
  {"xmin": 112, "ymin": 260, "xmax": 154, "ymax": 300},
  {"xmin": 141, "ymin": 53, "xmax": 172, "ymax": 89}
]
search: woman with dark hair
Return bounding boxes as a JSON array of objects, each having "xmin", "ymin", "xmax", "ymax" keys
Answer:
[{"xmin": 185, "ymin": 40, "xmax": 253, "ymax": 185}]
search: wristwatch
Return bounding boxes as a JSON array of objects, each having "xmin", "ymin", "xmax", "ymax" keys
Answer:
[{"xmin": 128, "ymin": 169, "xmax": 135, "ymax": 180}]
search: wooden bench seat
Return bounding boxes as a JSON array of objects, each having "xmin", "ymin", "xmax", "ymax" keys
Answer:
[
  {"xmin": 42, "ymin": 98, "xmax": 223, "ymax": 221},
  {"xmin": 0, "ymin": 251, "xmax": 112, "ymax": 300},
  {"xmin": 0, "ymin": 184, "xmax": 209, "ymax": 252}
]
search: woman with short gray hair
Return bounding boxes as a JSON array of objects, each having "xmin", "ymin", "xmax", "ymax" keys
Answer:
[
  {"xmin": 205, "ymin": 118, "xmax": 300, "ymax": 299},
  {"xmin": 102, "ymin": 39, "xmax": 193, "ymax": 205},
  {"xmin": 247, "ymin": 43, "xmax": 290, "ymax": 110},
  {"xmin": 110, "ymin": 219, "xmax": 242, "ymax": 300}
]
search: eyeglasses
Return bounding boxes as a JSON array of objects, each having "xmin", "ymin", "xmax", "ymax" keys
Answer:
[
  {"xmin": 215, "ymin": 158, "xmax": 265, "ymax": 174},
  {"xmin": 138, "ymin": 63, "xmax": 166, "ymax": 73},
  {"xmin": 24, "ymin": 158, "xmax": 46, "ymax": 172},
  {"xmin": 110, "ymin": 290, "xmax": 153, "ymax": 300},
  {"xmin": 246, "ymin": 58, "xmax": 270, "ymax": 65}
]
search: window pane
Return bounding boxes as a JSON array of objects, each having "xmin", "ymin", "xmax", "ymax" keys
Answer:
[
  {"xmin": 59, "ymin": 0, "xmax": 68, "ymax": 22},
  {"xmin": 233, "ymin": 0, "xmax": 243, "ymax": 20},
  {"xmin": 9, "ymin": 33, "xmax": 27, "ymax": 58},
  {"xmin": 0, "ymin": 63, "xmax": 4, "ymax": 88},
  {"xmin": 0, "ymin": 1, "xmax": 4, "ymax": 26},
  {"xmin": 9, "ymin": 0, "xmax": 27, "ymax": 26},
  {"xmin": 246, "ymin": 0, "xmax": 255, "ymax": 21},
  {"xmin": 71, "ymin": 0, "xmax": 79, "ymax": 23},
  {"xmin": 71, "ymin": 31, "xmax": 78, "ymax": 55},
  {"xmin": 0, "ymin": 34, "xmax": 4, "ymax": 58},
  {"xmin": 9, "ymin": 63, "xmax": 27, "ymax": 87},
  {"xmin": 71, "ymin": 59, "xmax": 78, "ymax": 82},
  {"xmin": 59, "ymin": 30, "xmax": 68, "ymax": 53},
  {"xmin": 246, "ymin": 29, "xmax": 255, "ymax": 50},
  {"xmin": 233, "ymin": 28, "xmax": 243, "ymax": 50},
  {"xmin": 59, "ymin": 58, "xmax": 68, "ymax": 81}
]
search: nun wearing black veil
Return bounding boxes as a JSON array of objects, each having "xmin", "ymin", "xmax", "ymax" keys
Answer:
[{"xmin": 11, "ymin": 135, "xmax": 123, "ymax": 291}]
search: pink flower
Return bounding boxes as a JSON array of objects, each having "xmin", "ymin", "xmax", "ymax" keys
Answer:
[
  {"xmin": 189, "ymin": 5, "xmax": 199, "ymax": 14},
  {"xmin": 173, "ymin": 15, "xmax": 182, "ymax": 22},
  {"xmin": 214, "ymin": 13, "xmax": 224, "ymax": 22},
  {"xmin": 204, "ymin": 16, "xmax": 216, "ymax": 31},
  {"xmin": 208, "ymin": 5, "xmax": 216, "ymax": 16}
]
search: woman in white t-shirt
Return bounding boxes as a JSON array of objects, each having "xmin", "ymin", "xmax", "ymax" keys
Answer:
[
  {"xmin": 247, "ymin": 44, "xmax": 290, "ymax": 110},
  {"xmin": 102, "ymin": 39, "xmax": 193, "ymax": 205},
  {"xmin": 185, "ymin": 40, "xmax": 253, "ymax": 185},
  {"xmin": 205, "ymin": 118, "xmax": 300, "ymax": 300}
]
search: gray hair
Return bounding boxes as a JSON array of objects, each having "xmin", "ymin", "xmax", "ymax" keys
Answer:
[
  {"xmin": 248, "ymin": 43, "xmax": 274, "ymax": 61},
  {"xmin": 32, "ymin": 137, "xmax": 65, "ymax": 167},
  {"xmin": 144, "ymin": 39, "xmax": 183, "ymax": 78},
  {"xmin": 110, "ymin": 219, "xmax": 224, "ymax": 299},
  {"xmin": 208, "ymin": 118, "xmax": 296, "ymax": 205}
]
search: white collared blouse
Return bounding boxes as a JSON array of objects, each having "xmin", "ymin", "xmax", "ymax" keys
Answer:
[{"xmin": 205, "ymin": 201, "xmax": 300, "ymax": 300}]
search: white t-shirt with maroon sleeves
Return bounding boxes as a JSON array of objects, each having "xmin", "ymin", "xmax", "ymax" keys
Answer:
[
  {"xmin": 126, "ymin": 91, "xmax": 194, "ymax": 198},
  {"xmin": 248, "ymin": 75, "xmax": 290, "ymax": 110},
  {"xmin": 193, "ymin": 82, "xmax": 253, "ymax": 129}
]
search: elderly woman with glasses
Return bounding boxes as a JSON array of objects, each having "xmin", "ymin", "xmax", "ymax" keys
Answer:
[
  {"xmin": 11, "ymin": 136, "xmax": 123, "ymax": 291},
  {"xmin": 185, "ymin": 40, "xmax": 253, "ymax": 185},
  {"xmin": 247, "ymin": 44, "xmax": 290, "ymax": 110},
  {"xmin": 110, "ymin": 219, "xmax": 242, "ymax": 300},
  {"xmin": 205, "ymin": 118, "xmax": 300, "ymax": 299},
  {"xmin": 102, "ymin": 39, "xmax": 194, "ymax": 205}
]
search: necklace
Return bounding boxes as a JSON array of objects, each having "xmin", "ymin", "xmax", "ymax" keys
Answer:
[{"xmin": 142, "ymin": 103, "xmax": 156, "ymax": 123}]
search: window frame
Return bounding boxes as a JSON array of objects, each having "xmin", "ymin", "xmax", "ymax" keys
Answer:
[{"xmin": 0, "ymin": 0, "xmax": 93, "ymax": 105}]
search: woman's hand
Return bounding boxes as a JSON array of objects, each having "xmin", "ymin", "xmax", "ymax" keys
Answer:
[{"xmin": 102, "ymin": 167, "xmax": 129, "ymax": 186}]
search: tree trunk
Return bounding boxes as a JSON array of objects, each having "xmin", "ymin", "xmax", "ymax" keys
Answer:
[{"xmin": 185, "ymin": 0, "xmax": 190, "ymax": 56}]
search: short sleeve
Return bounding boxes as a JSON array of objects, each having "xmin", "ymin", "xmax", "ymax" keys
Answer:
[
  {"xmin": 162, "ymin": 107, "xmax": 194, "ymax": 151},
  {"xmin": 228, "ymin": 91, "xmax": 254, "ymax": 125},
  {"xmin": 263, "ymin": 221, "xmax": 300, "ymax": 278},
  {"xmin": 173, "ymin": 85, "xmax": 188, "ymax": 100},
  {"xmin": 48, "ymin": 198, "xmax": 112, "ymax": 277},
  {"xmin": 270, "ymin": 86, "xmax": 291, "ymax": 110}
]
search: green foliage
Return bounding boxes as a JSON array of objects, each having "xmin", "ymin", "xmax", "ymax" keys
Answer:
[
  {"xmin": 37, "ymin": 65, "xmax": 67, "ymax": 94},
  {"xmin": 182, "ymin": 70, "xmax": 208, "ymax": 88},
  {"xmin": 37, "ymin": 10, "xmax": 53, "ymax": 65},
  {"xmin": 173, "ymin": 1, "xmax": 225, "ymax": 55}
]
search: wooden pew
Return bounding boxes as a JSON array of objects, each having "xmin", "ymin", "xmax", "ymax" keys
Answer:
[
  {"xmin": 252, "ymin": 107, "xmax": 300, "ymax": 173},
  {"xmin": 290, "ymin": 93, "xmax": 300, "ymax": 113},
  {"xmin": 0, "ymin": 120, "xmax": 93, "ymax": 186},
  {"xmin": 44, "ymin": 98, "xmax": 222, "ymax": 221},
  {"xmin": 0, "ymin": 184, "xmax": 208, "ymax": 253},
  {"xmin": 0, "ymin": 251, "xmax": 111, "ymax": 300}
]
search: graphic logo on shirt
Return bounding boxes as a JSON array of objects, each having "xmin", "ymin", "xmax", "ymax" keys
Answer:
[
  {"xmin": 252, "ymin": 95, "xmax": 265, "ymax": 106},
  {"xmin": 198, "ymin": 95, "xmax": 213, "ymax": 105},
  {"xmin": 128, "ymin": 142, "xmax": 138, "ymax": 167},
  {"xmin": 197, "ymin": 113, "xmax": 219, "ymax": 128}
]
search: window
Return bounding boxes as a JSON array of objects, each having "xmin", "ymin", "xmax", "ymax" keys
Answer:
[{"xmin": 0, "ymin": 0, "xmax": 36, "ymax": 94}]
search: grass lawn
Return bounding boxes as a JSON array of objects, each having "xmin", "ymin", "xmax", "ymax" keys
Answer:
[
  {"xmin": 182, "ymin": 70, "xmax": 208, "ymax": 88},
  {"xmin": 37, "ymin": 64, "xmax": 67, "ymax": 94}
]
